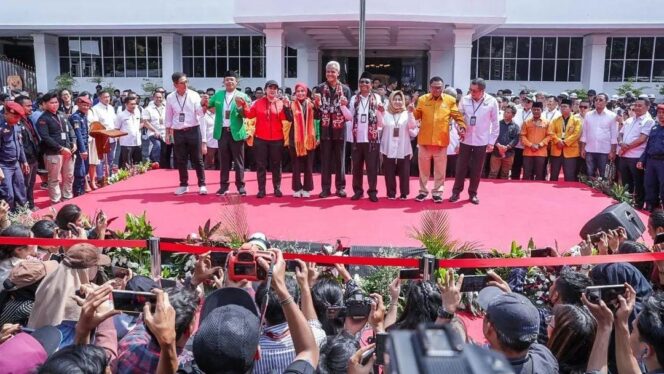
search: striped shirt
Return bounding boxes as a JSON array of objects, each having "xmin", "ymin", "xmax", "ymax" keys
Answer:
[{"xmin": 253, "ymin": 320, "xmax": 326, "ymax": 374}]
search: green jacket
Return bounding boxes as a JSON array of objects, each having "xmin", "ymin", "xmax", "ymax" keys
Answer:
[{"xmin": 209, "ymin": 90, "xmax": 250, "ymax": 141}]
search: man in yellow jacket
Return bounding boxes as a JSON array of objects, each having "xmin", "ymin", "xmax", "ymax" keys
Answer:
[
  {"xmin": 548, "ymin": 98, "xmax": 582, "ymax": 181},
  {"xmin": 520, "ymin": 101, "xmax": 552, "ymax": 181},
  {"xmin": 412, "ymin": 76, "xmax": 466, "ymax": 203}
]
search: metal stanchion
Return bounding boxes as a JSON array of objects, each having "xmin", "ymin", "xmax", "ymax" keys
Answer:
[{"xmin": 148, "ymin": 237, "xmax": 161, "ymax": 279}]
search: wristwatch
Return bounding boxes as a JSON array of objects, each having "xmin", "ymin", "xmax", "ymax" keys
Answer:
[{"xmin": 437, "ymin": 306, "xmax": 455, "ymax": 319}]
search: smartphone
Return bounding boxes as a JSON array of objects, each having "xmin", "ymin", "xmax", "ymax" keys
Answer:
[
  {"xmin": 112, "ymin": 290, "xmax": 156, "ymax": 315},
  {"xmin": 585, "ymin": 285, "xmax": 626, "ymax": 308},
  {"xmin": 160, "ymin": 279, "xmax": 177, "ymax": 288},
  {"xmin": 210, "ymin": 252, "xmax": 229, "ymax": 268},
  {"xmin": 111, "ymin": 266, "xmax": 130, "ymax": 278},
  {"xmin": 588, "ymin": 232, "xmax": 603, "ymax": 244},
  {"xmin": 375, "ymin": 332, "xmax": 388, "ymax": 366},
  {"xmin": 286, "ymin": 260, "xmax": 301, "ymax": 273},
  {"xmin": 399, "ymin": 268, "xmax": 421, "ymax": 280},
  {"xmin": 360, "ymin": 347, "xmax": 375, "ymax": 366},
  {"xmin": 655, "ymin": 233, "xmax": 664, "ymax": 245},
  {"xmin": 20, "ymin": 327, "xmax": 35, "ymax": 334},
  {"xmin": 460, "ymin": 274, "xmax": 488, "ymax": 293},
  {"xmin": 530, "ymin": 248, "xmax": 551, "ymax": 258}
]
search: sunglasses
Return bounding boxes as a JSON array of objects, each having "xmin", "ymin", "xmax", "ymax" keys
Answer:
[{"xmin": 359, "ymin": 79, "xmax": 372, "ymax": 84}]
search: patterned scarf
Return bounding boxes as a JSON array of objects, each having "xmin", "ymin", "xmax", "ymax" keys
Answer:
[
  {"xmin": 292, "ymin": 98, "xmax": 316, "ymax": 157},
  {"xmin": 352, "ymin": 93, "xmax": 379, "ymax": 144},
  {"xmin": 320, "ymin": 81, "xmax": 346, "ymax": 140}
]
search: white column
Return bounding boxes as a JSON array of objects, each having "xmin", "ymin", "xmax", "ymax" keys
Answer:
[
  {"xmin": 428, "ymin": 50, "xmax": 444, "ymax": 82},
  {"xmin": 32, "ymin": 33, "xmax": 59, "ymax": 92},
  {"xmin": 264, "ymin": 27, "xmax": 285, "ymax": 85},
  {"xmin": 161, "ymin": 33, "xmax": 182, "ymax": 89},
  {"xmin": 581, "ymin": 34, "xmax": 608, "ymax": 92},
  {"xmin": 452, "ymin": 28, "xmax": 474, "ymax": 91},
  {"xmin": 297, "ymin": 48, "xmax": 320, "ymax": 86}
]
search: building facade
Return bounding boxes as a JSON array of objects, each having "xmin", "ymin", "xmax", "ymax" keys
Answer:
[{"xmin": 1, "ymin": 0, "xmax": 663, "ymax": 97}]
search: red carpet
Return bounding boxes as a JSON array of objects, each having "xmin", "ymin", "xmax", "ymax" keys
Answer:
[{"xmin": 35, "ymin": 170, "xmax": 649, "ymax": 252}]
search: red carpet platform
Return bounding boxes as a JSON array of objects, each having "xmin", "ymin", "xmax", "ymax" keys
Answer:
[{"xmin": 35, "ymin": 170, "xmax": 650, "ymax": 252}]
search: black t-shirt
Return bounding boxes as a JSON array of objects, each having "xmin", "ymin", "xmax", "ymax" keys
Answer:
[
  {"xmin": 282, "ymin": 360, "xmax": 316, "ymax": 374},
  {"xmin": 509, "ymin": 344, "xmax": 559, "ymax": 374}
]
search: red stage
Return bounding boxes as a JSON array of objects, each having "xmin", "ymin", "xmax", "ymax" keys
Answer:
[{"xmin": 34, "ymin": 170, "xmax": 650, "ymax": 252}]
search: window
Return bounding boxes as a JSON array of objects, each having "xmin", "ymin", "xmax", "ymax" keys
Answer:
[
  {"xmin": 182, "ymin": 36, "xmax": 265, "ymax": 78},
  {"xmin": 605, "ymin": 37, "xmax": 664, "ymax": 82},
  {"xmin": 470, "ymin": 36, "xmax": 583, "ymax": 82},
  {"xmin": 284, "ymin": 47, "xmax": 297, "ymax": 78},
  {"xmin": 58, "ymin": 36, "xmax": 161, "ymax": 78}
]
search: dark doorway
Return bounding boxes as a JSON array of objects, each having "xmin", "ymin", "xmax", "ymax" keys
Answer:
[{"xmin": 0, "ymin": 37, "xmax": 35, "ymax": 67}]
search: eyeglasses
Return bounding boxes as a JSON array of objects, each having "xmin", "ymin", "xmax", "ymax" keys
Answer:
[{"xmin": 359, "ymin": 79, "xmax": 372, "ymax": 84}]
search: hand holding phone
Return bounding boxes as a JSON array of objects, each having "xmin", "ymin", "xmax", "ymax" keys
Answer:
[
  {"xmin": 459, "ymin": 274, "xmax": 488, "ymax": 293},
  {"xmin": 112, "ymin": 290, "xmax": 157, "ymax": 315},
  {"xmin": 585, "ymin": 285, "xmax": 626, "ymax": 311}
]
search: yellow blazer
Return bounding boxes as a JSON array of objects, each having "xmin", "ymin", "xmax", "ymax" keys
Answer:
[
  {"xmin": 414, "ymin": 93, "xmax": 466, "ymax": 147},
  {"xmin": 548, "ymin": 115, "xmax": 582, "ymax": 158}
]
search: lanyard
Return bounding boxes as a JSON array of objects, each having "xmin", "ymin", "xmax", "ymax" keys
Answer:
[
  {"xmin": 522, "ymin": 110, "xmax": 531, "ymax": 122},
  {"xmin": 52, "ymin": 112, "xmax": 65, "ymax": 132},
  {"xmin": 391, "ymin": 112, "xmax": 403, "ymax": 126},
  {"xmin": 224, "ymin": 91, "xmax": 235, "ymax": 111},
  {"xmin": 175, "ymin": 92, "xmax": 188, "ymax": 113},
  {"xmin": 471, "ymin": 96, "xmax": 485, "ymax": 116},
  {"xmin": 359, "ymin": 95, "xmax": 370, "ymax": 114}
]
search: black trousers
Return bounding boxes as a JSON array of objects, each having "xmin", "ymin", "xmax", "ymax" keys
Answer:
[
  {"xmin": 549, "ymin": 156, "xmax": 579, "ymax": 182},
  {"xmin": 160, "ymin": 139, "xmax": 174, "ymax": 169},
  {"xmin": 320, "ymin": 139, "xmax": 346, "ymax": 192},
  {"xmin": 218, "ymin": 128, "xmax": 245, "ymax": 191},
  {"xmin": 620, "ymin": 157, "xmax": 645, "ymax": 207},
  {"xmin": 254, "ymin": 137, "xmax": 283, "ymax": 193},
  {"xmin": 351, "ymin": 143, "xmax": 379, "ymax": 196},
  {"xmin": 173, "ymin": 126, "xmax": 206, "ymax": 187},
  {"xmin": 523, "ymin": 156, "xmax": 547, "ymax": 180},
  {"xmin": 384, "ymin": 155, "xmax": 410, "ymax": 197},
  {"xmin": 452, "ymin": 143, "xmax": 486, "ymax": 197},
  {"xmin": 290, "ymin": 147, "xmax": 315, "ymax": 192},
  {"xmin": 511, "ymin": 148, "xmax": 524, "ymax": 180},
  {"xmin": 119, "ymin": 146, "xmax": 142, "ymax": 168},
  {"xmin": 446, "ymin": 154, "xmax": 457, "ymax": 178}
]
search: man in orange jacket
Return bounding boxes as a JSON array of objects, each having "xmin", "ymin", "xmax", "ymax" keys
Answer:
[{"xmin": 520, "ymin": 101, "xmax": 552, "ymax": 181}]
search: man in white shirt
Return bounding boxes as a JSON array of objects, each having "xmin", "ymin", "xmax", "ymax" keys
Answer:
[
  {"xmin": 543, "ymin": 96, "xmax": 561, "ymax": 122},
  {"xmin": 199, "ymin": 103, "xmax": 218, "ymax": 170},
  {"xmin": 511, "ymin": 95, "xmax": 533, "ymax": 180},
  {"xmin": 165, "ymin": 72, "xmax": 207, "ymax": 195},
  {"xmin": 449, "ymin": 78, "xmax": 499, "ymax": 205},
  {"xmin": 91, "ymin": 91, "xmax": 117, "ymax": 180},
  {"xmin": 341, "ymin": 72, "xmax": 384, "ymax": 202},
  {"xmin": 115, "ymin": 96, "xmax": 156, "ymax": 167},
  {"xmin": 580, "ymin": 93, "xmax": 619, "ymax": 178},
  {"xmin": 618, "ymin": 97, "xmax": 653, "ymax": 209},
  {"xmin": 142, "ymin": 91, "xmax": 166, "ymax": 165}
]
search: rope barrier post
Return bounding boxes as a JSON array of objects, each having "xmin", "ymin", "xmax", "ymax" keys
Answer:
[{"xmin": 148, "ymin": 237, "xmax": 161, "ymax": 279}]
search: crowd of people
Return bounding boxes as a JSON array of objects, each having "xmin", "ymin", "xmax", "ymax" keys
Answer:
[
  {"xmin": 2, "ymin": 60, "xmax": 664, "ymax": 211},
  {"xmin": 0, "ymin": 199, "xmax": 663, "ymax": 373}
]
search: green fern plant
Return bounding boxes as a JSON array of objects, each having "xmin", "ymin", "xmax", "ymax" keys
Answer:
[
  {"xmin": 409, "ymin": 210, "xmax": 480, "ymax": 259},
  {"xmin": 217, "ymin": 195, "xmax": 249, "ymax": 248}
]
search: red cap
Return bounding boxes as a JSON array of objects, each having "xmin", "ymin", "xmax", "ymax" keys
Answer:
[
  {"xmin": 4, "ymin": 101, "xmax": 25, "ymax": 117},
  {"xmin": 657, "ymin": 104, "xmax": 664, "ymax": 113},
  {"xmin": 76, "ymin": 96, "xmax": 92, "ymax": 106}
]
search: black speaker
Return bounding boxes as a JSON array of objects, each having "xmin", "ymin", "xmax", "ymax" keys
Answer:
[{"xmin": 579, "ymin": 202, "xmax": 645, "ymax": 241}]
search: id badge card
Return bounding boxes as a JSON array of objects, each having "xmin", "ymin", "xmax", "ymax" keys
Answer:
[
  {"xmin": 361, "ymin": 113, "xmax": 367, "ymax": 123},
  {"xmin": 392, "ymin": 127, "xmax": 400, "ymax": 137},
  {"xmin": 178, "ymin": 112, "xmax": 185, "ymax": 123},
  {"xmin": 469, "ymin": 116, "xmax": 477, "ymax": 126},
  {"xmin": 159, "ymin": 118, "xmax": 164, "ymax": 125},
  {"xmin": 225, "ymin": 110, "xmax": 230, "ymax": 120},
  {"xmin": 60, "ymin": 132, "xmax": 67, "ymax": 140}
]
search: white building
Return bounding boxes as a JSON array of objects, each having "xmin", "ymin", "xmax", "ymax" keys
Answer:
[{"xmin": 1, "ymin": 0, "xmax": 663, "ymax": 97}]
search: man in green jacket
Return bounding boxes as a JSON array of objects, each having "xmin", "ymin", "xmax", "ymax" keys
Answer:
[{"xmin": 202, "ymin": 70, "xmax": 251, "ymax": 196}]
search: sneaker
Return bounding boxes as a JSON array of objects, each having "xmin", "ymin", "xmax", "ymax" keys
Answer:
[
  {"xmin": 387, "ymin": 195, "xmax": 396, "ymax": 200},
  {"xmin": 238, "ymin": 188, "xmax": 247, "ymax": 196},
  {"xmin": 199, "ymin": 186, "xmax": 208, "ymax": 195},
  {"xmin": 319, "ymin": 190, "xmax": 331, "ymax": 198},
  {"xmin": 415, "ymin": 193, "xmax": 427, "ymax": 202},
  {"xmin": 336, "ymin": 189, "xmax": 347, "ymax": 198},
  {"xmin": 293, "ymin": 190, "xmax": 302, "ymax": 198},
  {"xmin": 448, "ymin": 193, "xmax": 460, "ymax": 203},
  {"xmin": 399, "ymin": 194, "xmax": 408, "ymax": 200},
  {"xmin": 301, "ymin": 190, "xmax": 310, "ymax": 198},
  {"xmin": 174, "ymin": 186, "xmax": 189, "ymax": 195},
  {"xmin": 432, "ymin": 195, "xmax": 443, "ymax": 203},
  {"xmin": 216, "ymin": 188, "xmax": 228, "ymax": 196}
]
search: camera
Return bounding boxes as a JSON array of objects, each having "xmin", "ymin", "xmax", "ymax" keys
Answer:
[
  {"xmin": 325, "ymin": 291, "xmax": 373, "ymax": 319},
  {"xmin": 386, "ymin": 323, "xmax": 513, "ymax": 374},
  {"xmin": 227, "ymin": 233, "xmax": 274, "ymax": 282}
]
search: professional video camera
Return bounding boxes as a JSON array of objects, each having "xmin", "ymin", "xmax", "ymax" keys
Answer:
[
  {"xmin": 386, "ymin": 323, "xmax": 514, "ymax": 374},
  {"xmin": 326, "ymin": 290, "xmax": 373, "ymax": 319},
  {"xmin": 227, "ymin": 233, "xmax": 274, "ymax": 282}
]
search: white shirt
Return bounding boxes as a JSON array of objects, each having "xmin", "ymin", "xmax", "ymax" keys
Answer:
[
  {"xmin": 199, "ymin": 110, "xmax": 218, "ymax": 148},
  {"xmin": 222, "ymin": 90, "xmax": 236, "ymax": 128},
  {"xmin": 619, "ymin": 114, "xmax": 654, "ymax": 158},
  {"xmin": 341, "ymin": 93, "xmax": 384, "ymax": 143},
  {"xmin": 114, "ymin": 108, "xmax": 142, "ymax": 147},
  {"xmin": 513, "ymin": 108, "xmax": 533, "ymax": 149},
  {"xmin": 380, "ymin": 111, "xmax": 416, "ymax": 159},
  {"xmin": 581, "ymin": 109, "xmax": 618, "ymax": 154},
  {"xmin": 142, "ymin": 102, "xmax": 166, "ymax": 138},
  {"xmin": 91, "ymin": 102, "xmax": 118, "ymax": 142},
  {"xmin": 447, "ymin": 121, "xmax": 461, "ymax": 155},
  {"xmin": 459, "ymin": 94, "xmax": 499, "ymax": 146},
  {"xmin": 165, "ymin": 89, "xmax": 204, "ymax": 130},
  {"xmin": 543, "ymin": 108, "xmax": 561, "ymax": 122}
]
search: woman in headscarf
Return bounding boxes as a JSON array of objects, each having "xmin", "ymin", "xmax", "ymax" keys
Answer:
[
  {"xmin": 284, "ymin": 83, "xmax": 318, "ymax": 198},
  {"xmin": 380, "ymin": 90, "xmax": 417, "ymax": 200}
]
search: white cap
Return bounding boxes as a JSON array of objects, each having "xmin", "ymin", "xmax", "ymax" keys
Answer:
[
  {"xmin": 570, "ymin": 93, "xmax": 578, "ymax": 99},
  {"xmin": 648, "ymin": 94, "xmax": 656, "ymax": 99}
]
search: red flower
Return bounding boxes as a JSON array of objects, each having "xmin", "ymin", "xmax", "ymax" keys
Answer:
[{"xmin": 151, "ymin": 162, "xmax": 160, "ymax": 170}]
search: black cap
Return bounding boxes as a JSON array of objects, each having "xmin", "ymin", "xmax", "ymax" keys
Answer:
[
  {"xmin": 532, "ymin": 101, "xmax": 544, "ymax": 109},
  {"xmin": 588, "ymin": 89, "xmax": 597, "ymax": 95},
  {"xmin": 264, "ymin": 80, "xmax": 279, "ymax": 89},
  {"xmin": 126, "ymin": 275, "xmax": 160, "ymax": 292},
  {"xmin": 560, "ymin": 98, "xmax": 572, "ymax": 106},
  {"xmin": 359, "ymin": 71, "xmax": 373, "ymax": 81},
  {"xmin": 201, "ymin": 287, "xmax": 258, "ymax": 321}
]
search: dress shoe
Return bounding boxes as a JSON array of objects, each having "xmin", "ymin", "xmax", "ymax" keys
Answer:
[
  {"xmin": 351, "ymin": 193, "xmax": 362, "ymax": 201},
  {"xmin": 448, "ymin": 193, "xmax": 460, "ymax": 202},
  {"xmin": 274, "ymin": 189, "xmax": 283, "ymax": 198},
  {"xmin": 216, "ymin": 187, "xmax": 228, "ymax": 196},
  {"xmin": 369, "ymin": 194, "xmax": 378, "ymax": 202},
  {"xmin": 470, "ymin": 195, "xmax": 480, "ymax": 205},
  {"xmin": 257, "ymin": 191, "xmax": 266, "ymax": 198},
  {"xmin": 238, "ymin": 188, "xmax": 247, "ymax": 196},
  {"xmin": 336, "ymin": 189, "xmax": 347, "ymax": 198},
  {"xmin": 319, "ymin": 190, "xmax": 331, "ymax": 198}
]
